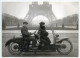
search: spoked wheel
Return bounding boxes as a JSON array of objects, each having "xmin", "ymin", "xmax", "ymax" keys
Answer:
[
  {"xmin": 57, "ymin": 40, "xmax": 73, "ymax": 55},
  {"xmin": 7, "ymin": 42, "xmax": 22, "ymax": 55}
]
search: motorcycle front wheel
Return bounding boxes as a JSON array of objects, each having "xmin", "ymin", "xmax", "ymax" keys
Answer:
[
  {"xmin": 7, "ymin": 42, "xmax": 22, "ymax": 55},
  {"xmin": 57, "ymin": 39, "xmax": 73, "ymax": 55}
]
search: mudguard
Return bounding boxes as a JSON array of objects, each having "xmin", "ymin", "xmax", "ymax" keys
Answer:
[
  {"xmin": 5, "ymin": 37, "xmax": 23, "ymax": 47},
  {"xmin": 56, "ymin": 38, "xmax": 69, "ymax": 43}
]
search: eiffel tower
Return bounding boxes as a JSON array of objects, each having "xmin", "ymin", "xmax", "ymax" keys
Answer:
[{"xmin": 24, "ymin": 2, "xmax": 57, "ymax": 27}]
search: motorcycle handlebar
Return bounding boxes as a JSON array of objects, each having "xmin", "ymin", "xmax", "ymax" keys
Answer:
[{"xmin": 32, "ymin": 30, "xmax": 37, "ymax": 34}]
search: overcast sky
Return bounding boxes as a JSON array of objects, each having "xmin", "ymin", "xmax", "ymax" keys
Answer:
[{"xmin": 2, "ymin": 2, "xmax": 79, "ymax": 25}]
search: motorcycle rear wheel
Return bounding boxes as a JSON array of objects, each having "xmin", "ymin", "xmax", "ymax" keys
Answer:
[
  {"xmin": 57, "ymin": 39, "xmax": 73, "ymax": 55},
  {"xmin": 7, "ymin": 42, "xmax": 22, "ymax": 55}
]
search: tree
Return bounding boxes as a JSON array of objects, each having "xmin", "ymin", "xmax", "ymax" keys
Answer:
[
  {"xmin": 56, "ymin": 23, "xmax": 57, "ymax": 27},
  {"xmin": 2, "ymin": 20, "xmax": 6, "ymax": 30},
  {"xmin": 76, "ymin": 22, "xmax": 78, "ymax": 30},
  {"xmin": 17, "ymin": 23, "xmax": 20, "ymax": 28},
  {"xmin": 62, "ymin": 23, "xmax": 64, "ymax": 28}
]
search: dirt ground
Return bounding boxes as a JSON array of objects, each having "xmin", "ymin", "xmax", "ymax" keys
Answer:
[{"xmin": 2, "ymin": 33, "xmax": 78, "ymax": 57}]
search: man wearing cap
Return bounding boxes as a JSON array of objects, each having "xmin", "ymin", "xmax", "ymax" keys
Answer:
[{"xmin": 21, "ymin": 22, "xmax": 36, "ymax": 50}]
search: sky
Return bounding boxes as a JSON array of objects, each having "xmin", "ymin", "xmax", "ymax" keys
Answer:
[{"xmin": 2, "ymin": 2, "xmax": 79, "ymax": 25}]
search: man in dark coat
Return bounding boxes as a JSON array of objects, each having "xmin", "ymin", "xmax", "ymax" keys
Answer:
[
  {"xmin": 21, "ymin": 22, "xmax": 36, "ymax": 50},
  {"xmin": 38, "ymin": 22, "xmax": 51, "ymax": 45}
]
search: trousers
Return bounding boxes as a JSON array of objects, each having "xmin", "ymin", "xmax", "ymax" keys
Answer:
[{"xmin": 23, "ymin": 36, "xmax": 36, "ymax": 49}]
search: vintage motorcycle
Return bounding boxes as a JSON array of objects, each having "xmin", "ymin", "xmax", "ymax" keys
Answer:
[{"xmin": 5, "ymin": 30, "xmax": 73, "ymax": 55}]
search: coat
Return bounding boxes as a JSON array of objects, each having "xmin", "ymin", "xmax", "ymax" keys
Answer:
[
  {"xmin": 38, "ymin": 26, "xmax": 51, "ymax": 45},
  {"xmin": 21, "ymin": 26, "xmax": 31, "ymax": 37},
  {"xmin": 38, "ymin": 26, "xmax": 48, "ymax": 36}
]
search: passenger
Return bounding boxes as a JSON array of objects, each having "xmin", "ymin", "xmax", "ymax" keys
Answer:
[{"xmin": 38, "ymin": 22, "xmax": 51, "ymax": 45}]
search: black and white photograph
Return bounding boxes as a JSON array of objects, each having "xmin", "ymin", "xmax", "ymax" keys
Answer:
[{"xmin": 2, "ymin": 1, "xmax": 79, "ymax": 57}]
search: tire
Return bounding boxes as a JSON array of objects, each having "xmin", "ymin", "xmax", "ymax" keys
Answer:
[
  {"xmin": 7, "ymin": 42, "xmax": 22, "ymax": 55},
  {"xmin": 57, "ymin": 39, "xmax": 73, "ymax": 55}
]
